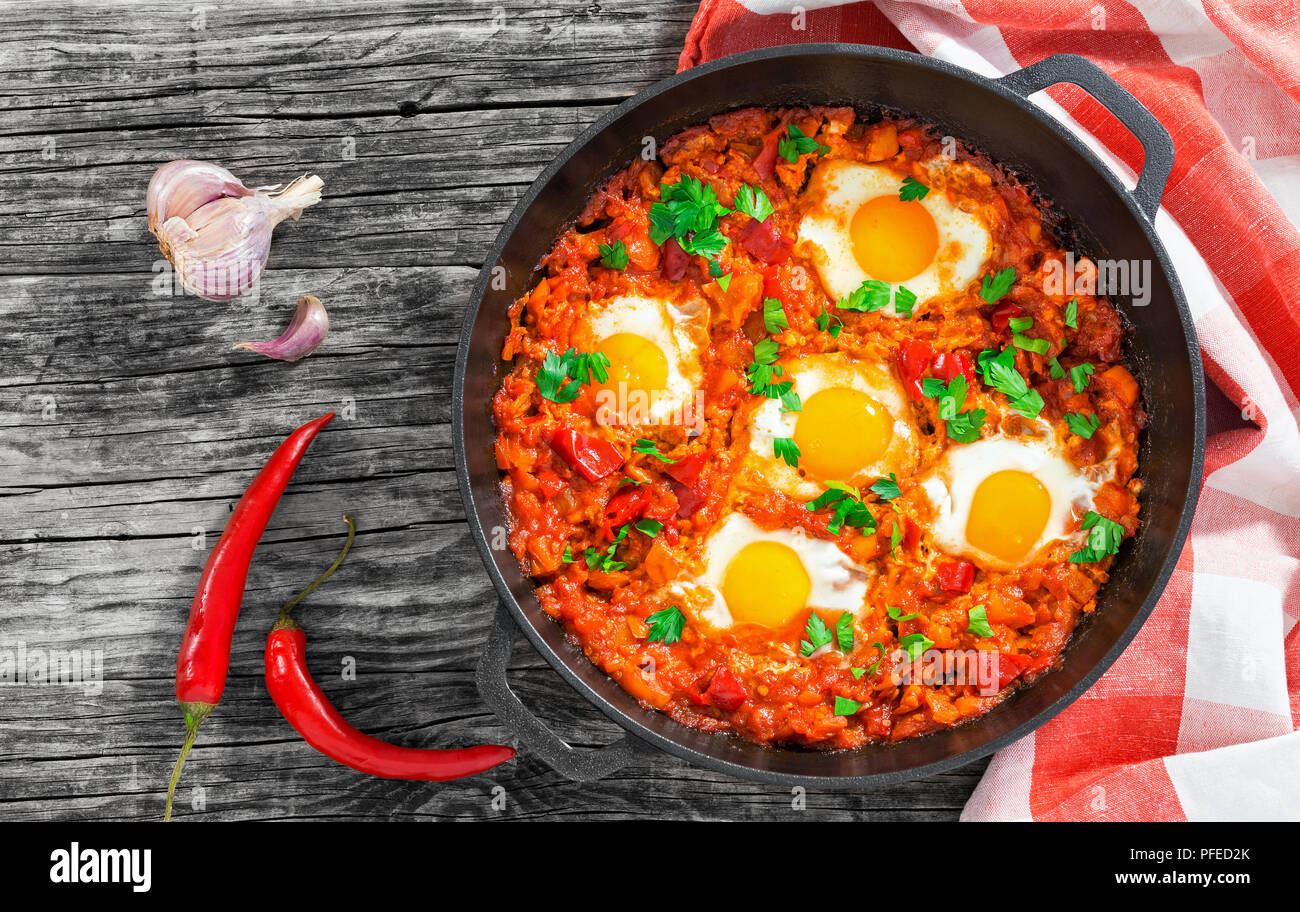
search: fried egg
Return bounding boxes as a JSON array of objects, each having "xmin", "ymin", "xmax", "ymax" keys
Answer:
[
  {"xmin": 744, "ymin": 353, "xmax": 920, "ymax": 499},
  {"xmin": 673, "ymin": 513, "xmax": 868, "ymax": 630},
  {"xmin": 576, "ymin": 292, "xmax": 707, "ymax": 427},
  {"xmin": 918, "ymin": 432, "xmax": 1113, "ymax": 571},
  {"xmin": 796, "ymin": 160, "xmax": 992, "ymax": 309}
]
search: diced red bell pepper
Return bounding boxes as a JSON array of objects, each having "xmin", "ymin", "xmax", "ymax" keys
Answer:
[
  {"xmin": 931, "ymin": 351, "xmax": 976, "ymax": 385},
  {"xmin": 665, "ymin": 452, "xmax": 707, "ymax": 486},
  {"xmin": 753, "ymin": 124, "xmax": 784, "ymax": 181},
  {"xmin": 703, "ymin": 666, "xmax": 747, "ymax": 712},
  {"xmin": 738, "ymin": 217, "xmax": 792, "ymax": 265},
  {"xmin": 990, "ymin": 301, "xmax": 1024, "ymax": 335},
  {"xmin": 544, "ymin": 429, "xmax": 623, "ymax": 483},
  {"xmin": 936, "ymin": 560, "xmax": 975, "ymax": 594},
  {"xmin": 536, "ymin": 469, "xmax": 566, "ymax": 498},
  {"xmin": 894, "ymin": 339, "xmax": 935, "ymax": 400},
  {"xmin": 601, "ymin": 486, "xmax": 651, "ymax": 539},
  {"xmin": 661, "ymin": 237, "xmax": 689, "ymax": 281},
  {"xmin": 995, "ymin": 652, "xmax": 1049, "ymax": 689}
]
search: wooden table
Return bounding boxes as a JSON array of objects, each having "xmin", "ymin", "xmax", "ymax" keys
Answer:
[{"xmin": 0, "ymin": 0, "xmax": 995, "ymax": 821}]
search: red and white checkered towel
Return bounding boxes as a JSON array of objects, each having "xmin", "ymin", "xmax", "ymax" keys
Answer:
[{"xmin": 681, "ymin": 0, "xmax": 1300, "ymax": 821}]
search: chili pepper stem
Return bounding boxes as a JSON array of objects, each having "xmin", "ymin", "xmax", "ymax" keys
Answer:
[
  {"xmin": 274, "ymin": 514, "xmax": 356, "ymax": 629},
  {"xmin": 164, "ymin": 701, "xmax": 213, "ymax": 822}
]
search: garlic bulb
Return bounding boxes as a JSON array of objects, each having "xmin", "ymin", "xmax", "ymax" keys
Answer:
[
  {"xmin": 146, "ymin": 160, "xmax": 323, "ymax": 302},
  {"xmin": 233, "ymin": 295, "xmax": 329, "ymax": 362}
]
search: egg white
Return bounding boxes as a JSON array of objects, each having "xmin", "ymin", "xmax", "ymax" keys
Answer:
[
  {"xmin": 918, "ymin": 432, "xmax": 1114, "ymax": 571},
  {"xmin": 796, "ymin": 160, "xmax": 992, "ymax": 309},
  {"xmin": 672, "ymin": 513, "xmax": 869, "ymax": 630},
  {"xmin": 744, "ymin": 353, "xmax": 920, "ymax": 499},
  {"xmin": 582, "ymin": 292, "xmax": 706, "ymax": 426}
]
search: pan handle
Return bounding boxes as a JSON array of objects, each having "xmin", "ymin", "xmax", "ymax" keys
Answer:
[
  {"xmin": 476, "ymin": 603, "xmax": 648, "ymax": 781},
  {"xmin": 997, "ymin": 53, "xmax": 1173, "ymax": 221}
]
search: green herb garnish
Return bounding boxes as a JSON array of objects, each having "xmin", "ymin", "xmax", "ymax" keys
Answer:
[{"xmin": 646, "ymin": 605, "xmax": 686, "ymax": 644}]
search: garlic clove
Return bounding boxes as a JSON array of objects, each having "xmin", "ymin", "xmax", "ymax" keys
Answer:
[
  {"xmin": 146, "ymin": 160, "xmax": 324, "ymax": 302},
  {"xmin": 233, "ymin": 294, "xmax": 330, "ymax": 362}
]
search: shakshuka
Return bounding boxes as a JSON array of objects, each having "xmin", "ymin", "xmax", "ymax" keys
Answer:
[{"xmin": 492, "ymin": 107, "xmax": 1144, "ymax": 748}]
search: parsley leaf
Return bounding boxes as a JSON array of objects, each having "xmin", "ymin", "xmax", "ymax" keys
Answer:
[
  {"xmin": 801, "ymin": 612, "xmax": 833, "ymax": 656},
  {"xmin": 583, "ymin": 524, "xmax": 629, "ymax": 573},
  {"xmin": 633, "ymin": 518, "xmax": 664, "ymax": 538},
  {"xmin": 806, "ymin": 484, "xmax": 876, "ymax": 536},
  {"xmin": 833, "ymin": 696, "xmax": 861, "ymax": 716},
  {"xmin": 835, "ymin": 611, "xmax": 854, "ymax": 652},
  {"xmin": 1013, "ymin": 333, "xmax": 1050, "ymax": 356},
  {"xmin": 762, "ymin": 297, "xmax": 788, "ymax": 333},
  {"xmin": 1068, "ymin": 511, "xmax": 1126, "ymax": 563},
  {"xmin": 977, "ymin": 347, "xmax": 1045, "ymax": 419},
  {"xmin": 815, "ymin": 308, "xmax": 843, "ymax": 338},
  {"xmin": 773, "ymin": 437, "xmax": 800, "ymax": 467},
  {"xmin": 752, "ymin": 336, "xmax": 780, "ymax": 365},
  {"xmin": 1065, "ymin": 297, "xmax": 1079, "ymax": 329},
  {"xmin": 899, "ymin": 175, "xmax": 930, "ymax": 202},
  {"xmin": 851, "ymin": 667, "xmax": 867, "ymax": 680},
  {"xmin": 979, "ymin": 267, "xmax": 1016, "ymax": 305},
  {"xmin": 836, "ymin": 278, "xmax": 892, "ymax": 313},
  {"xmin": 1066, "ymin": 411, "xmax": 1101, "ymax": 439},
  {"xmin": 562, "ymin": 544, "xmax": 575, "ymax": 564},
  {"xmin": 899, "ymin": 632, "xmax": 934, "ymax": 660},
  {"xmin": 1069, "ymin": 362, "xmax": 1095, "ymax": 393},
  {"xmin": 865, "ymin": 641, "xmax": 886, "ymax": 676},
  {"xmin": 945, "ymin": 408, "xmax": 987, "ymax": 443},
  {"xmin": 1008, "ymin": 315, "xmax": 1034, "ymax": 333},
  {"xmin": 966, "ymin": 605, "xmax": 994, "ymax": 637},
  {"xmin": 869, "ymin": 473, "xmax": 901, "ymax": 501},
  {"xmin": 734, "ymin": 183, "xmax": 775, "ymax": 223},
  {"xmin": 597, "ymin": 240, "xmax": 628, "ymax": 270},
  {"xmin": 1049, "ymin": 357, "xmax": 1066, "ymax": 380},
  {"xmin": 632, "ymin": 438, "xmax": 677, "ymax": 463},
  {"xmin": 646, "ymin": 605, "xmax": 686, "ymax": 644},
  {"xmin": 890, "ymin": 520, "xmax": 902, "ymax": 558},
  {"xmin": 649, "ymin": 175, "xmax": 732, "ymax": 256},
  {"xmin": 778, "ymin": 123, "xmax": 829, "ymax": 163},
  {"xmin": 887, "ymin": 604, "xmax": 919, "ymax": 622},
  {"xmin": 537, "ymin": 348, "xmax": 611, "ymax": 403},
  {"xmin": 894, "ymin": 285, "xmax": 917, "ymax": 317},
  {"xmin": 716, "ymin": 272, "xmax": 733, "ymax": 292}
]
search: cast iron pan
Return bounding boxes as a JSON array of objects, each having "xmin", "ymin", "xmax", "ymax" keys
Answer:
[{"xmin": 455, "ymin": 45, "xmax": 1205, "ymax": 786}]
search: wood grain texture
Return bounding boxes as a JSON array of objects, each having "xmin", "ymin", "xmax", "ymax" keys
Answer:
[{"xmin": 0, "ymin": 0, "xmax": 989, "ymax": 821}]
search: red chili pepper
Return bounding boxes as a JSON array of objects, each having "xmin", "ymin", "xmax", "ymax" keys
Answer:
[
  {"xmin": 601, "ymin": 486, "xmax": 651, "ymax": 540},
  {"xmin": 661, "ymin": 237, "xmax": 689, "ymax": 280},
  {"xmin": 544, "ymin": 428, "xmax": 623, "ymax": 483},
  {"xmin": 931, "ymin": 351, "xmax": 976, "ymax": 385},
  {"xmin": 894, "ymin": 339, "xmax": 935, "ymax": 400},
  {"xmin": 703, "ymin": 666, "xmax": 747, "ymax": 712},
  {"xmin": 664, "ymin": 452, "xmax": 707, "ymax": 486},
  {"xmin": 166, "ymin": 412, "xmax": 334, "ymax": 821},
  {"xmin": 990, "ymin": 301, "xmax": 1024, "ymax": 334},
  {"xmin": 936, "ymin": 560, "xmax": 976, "ymax": 594},
  {"xmin": 265, "ymin": 517, "xmax": 516, "ymax": 781},
  {"xmin": 737, "ymin": 216, "xmax": 792, "ymax": 265}
]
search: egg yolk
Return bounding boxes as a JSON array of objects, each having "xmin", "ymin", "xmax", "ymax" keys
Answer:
[
  {"xmin": 597, "ymin": 332, "xmax": 669, "ymax": 399},
  {"xmin": 965, "ymin": 470, "xmax": 1052, "ymax": 565},
  {"xmin": 794, "ymin": 387, "xmax": 893, "ymax": 481},
  {"xmin": 850, "ymin": 195, "xmax": 939, "ymax": 282},
  {"xmin": 722, "ymin": 540, "xmax": 811, "ymax": 627}
]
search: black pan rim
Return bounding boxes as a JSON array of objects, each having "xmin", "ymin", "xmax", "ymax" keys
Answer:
[{"xmin": 453, "ymin": 43, "xmax": 1207, "ymax": 788}]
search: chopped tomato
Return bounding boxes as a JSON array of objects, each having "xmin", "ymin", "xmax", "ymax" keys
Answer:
[
  {"xmin": 672, "ymin": 481, "xmax": 705, "ymax": 518},
  {"xmin": 931, "ymin": 351, "xmax": 976, "ymax": 385},
  {"xmin": 995, "ymin": 652, "xmax": 1050, "ymax": 689},
  {"xmin": 703, "ymin": 666, "xmax": 747, "ymax": 711},
  {"xmin": 737, "ymin": 217, "xmax": 792, "ymax": 265},
  {"xmin": 894, "ymin": 339, "xmax": 934, "ymax": 400},
  {"xmin": 544, "ymin": 429, "xmax": 623, "ymax": 483},
  {"xmin": 536, "ymin": 469, "xmax": 566, "ymax": 498},
  {"xmin": 990, "ymin": 301, "xmax": 1024, "ymax": 335},
  {"xmin": 936, "ymin": 560, "xmax": 975, "ymax": 594},
  {"xmin": 661, "ymin": 237, "xmax": 689, "ymax": 280}
]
